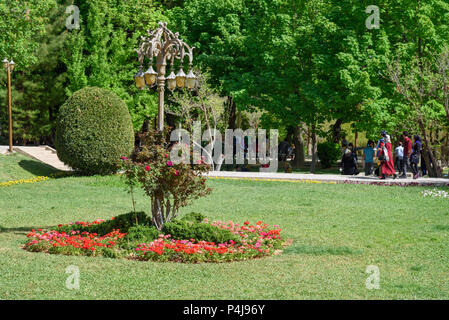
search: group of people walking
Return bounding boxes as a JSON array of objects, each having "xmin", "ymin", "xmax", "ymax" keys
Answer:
[{"xmin": 340, "ymin": 131, "xmax": 424, "ymax": 179}]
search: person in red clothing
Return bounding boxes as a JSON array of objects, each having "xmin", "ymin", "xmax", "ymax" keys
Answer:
[
  {"xmin": 400, "ymin": 131, "xmax": 412, "ymax": 178},
  {"xmin": 378, "ymin": 134, "xmax": 397, "ymax": 179}
]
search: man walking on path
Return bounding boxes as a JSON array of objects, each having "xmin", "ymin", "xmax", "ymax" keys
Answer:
[
  {"xmin": 395, "ymin": 142, "xmax": 404, "ymax": 174},
  {"xmin": 363, "ymin": 140, "xmax": 375, "ymax": 176},
  {"xmin": 400, "ymin": 131, "xmax": 412, "ymax": 178}
]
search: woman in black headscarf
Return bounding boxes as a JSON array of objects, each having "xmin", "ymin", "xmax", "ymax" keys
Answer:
[
  {"xmin": 410, "ymin": 135, "xmax": 422, "ymax": 179},
  {"xmin": 340, "ymin": 143, "xmax": 358, "ymax": 175}
]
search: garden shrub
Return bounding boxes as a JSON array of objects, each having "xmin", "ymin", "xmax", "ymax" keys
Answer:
[
  {"xmin": 121, "ymin": 129, "xmax": 211, "ymax": 230},
  {"xmin": 124, "ymin": 225, "xmax": 160, "ymax": 244},
  {"xmin": 180, "ymin": 212, "xmax": 206, "ymax": 223},
  {"xmin": 55, "ymin": 86, "xmax": 134, "ymax": 175},
  {"xmin": 57, "ymin": 211, "xmax": 149, "ymax": 235},
  {"xmin": 317, "ymin": 142, "xmax": 341, "ymax": 168},
  {"xmin": 162, "ymin": 220, "xmax": 240, "ymax": 244}
]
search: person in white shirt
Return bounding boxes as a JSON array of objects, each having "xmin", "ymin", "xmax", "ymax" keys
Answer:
[{"xmin": 395, "ymin": 142, "xmax": 404, "ymax": 174}]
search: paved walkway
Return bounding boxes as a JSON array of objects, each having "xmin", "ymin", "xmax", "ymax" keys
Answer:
[
  {"xmin": 0, "ymin": 146, "xmax": 9, "ymax": 155},
  {"xmin": 12, "ymin": 146, "xmax": 72, "ymax": 171},
  {"xmin": 3, "ymin": 145, "xmax": 448, "ymax": 186},
  {"xmin": 206, "ymin": 171, "xmax": 449, "ymax": 187}
]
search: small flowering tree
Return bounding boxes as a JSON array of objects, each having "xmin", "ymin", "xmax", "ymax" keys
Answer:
[{"xmin": 121, "ymin": 130, "xmax": 212, "ymax": 230}]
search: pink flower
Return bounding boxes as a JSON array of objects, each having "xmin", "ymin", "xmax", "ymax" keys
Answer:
[
  {"xmin": 121, "ymin": 156, "xmax": 128, "ymax": 161},
  {"xmin": 167, "ymin": 161, "xmax": 173, "ymax": 167},
  {"xmin": 145, "ymin": 165, "xmax": 150, "ymax": 171},
  {"xmin": 175, "ymin": 170, "xmax": 179, "ymax": 176},
  {"xmin": 164, "ymin": 153, "xmax": 168, "ymax": 158}
]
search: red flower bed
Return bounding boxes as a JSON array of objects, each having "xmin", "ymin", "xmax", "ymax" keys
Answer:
[
  {"xmin": 134, "ymin": 221, "xmax": 283, "ymax": 263},
  {"xmin": 25, "ymin": 229, "xmax": 126, "ymax": 256}
]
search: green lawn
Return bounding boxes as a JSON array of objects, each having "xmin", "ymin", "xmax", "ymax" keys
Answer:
[
  {"xmin": 0, "ymin": 153, "xmax": 59, "ymax": 181},
  {"xmin": 1, "ymin": 154, "xmax": 449, "ymax": 299}
]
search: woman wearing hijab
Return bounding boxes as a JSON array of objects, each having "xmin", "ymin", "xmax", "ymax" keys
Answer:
[
  {"xmin": 410, "ymin": 135, "xmax": 422, "ymax": 179},
  {"xmin": 340, "ymin": 143, "xmax": 358, "ymax": 175},
  {"xmin": 378, "ymin": 134, "xmax": 397, "ymax": 179}
]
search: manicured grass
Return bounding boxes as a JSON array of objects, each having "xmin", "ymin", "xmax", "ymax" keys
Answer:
[
  {"xmin": 1, "ymin": 158, "xmax": 449, "ymax": 299},
  {"xmin": 0, "ymin": 153, "xmax": 59, "ymax": 182}
]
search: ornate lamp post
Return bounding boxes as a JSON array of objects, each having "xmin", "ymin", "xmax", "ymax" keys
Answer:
[
  {"xmin": 135, "ymin": 22, "xmax": 196, "ymax": 131},
  {"xmin": 3, "ymin": 58, "xmax": 15, "ymax": 152}
]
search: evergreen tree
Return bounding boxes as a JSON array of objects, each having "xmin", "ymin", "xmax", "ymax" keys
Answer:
[{"xmin": 63, "ymin": 0, "xmax": 166, "ymax": 132}]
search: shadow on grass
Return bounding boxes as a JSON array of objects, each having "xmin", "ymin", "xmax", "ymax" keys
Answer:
[
  {"xmin": 18, "ymin": 160, "xmax": 60, "ymax": 177},
  {"xmin": 284, "ymin": 244, "xmax": 363, "ymax": 256},
  {"xmin": 434, "ymin": 225, "xmax": 449, "ymax": 231},
  {"xmin": 0, "ymin": 225, "xmax": 53, "ymax": 234}
]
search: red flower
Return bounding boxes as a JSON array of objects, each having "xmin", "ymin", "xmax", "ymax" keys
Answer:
[
  {"xmin": 145, "ymin": 165, "xmax": 150, "ymax": 171},
  {"xmin": 175, "ymin": 170, "xmax": 179, "ymax": 176},
  {"xmin": 121, "ymin": 156, "xmax": 128, "ymax": 161}
]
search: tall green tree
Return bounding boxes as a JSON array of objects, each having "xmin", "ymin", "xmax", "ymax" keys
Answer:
[
  {"xmin": 168, "ymin": 0, "xmax": 249, "ymax": 129},
  {"xmin": 63, "ymin": 0, "xmax": 166, "ymax": 132},
  {"xmin": 0, "ymin": 0, "xmax": 58, "ymax": 143}
]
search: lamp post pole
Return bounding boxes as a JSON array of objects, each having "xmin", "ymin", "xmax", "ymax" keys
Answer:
[
  {"xmin": 3, "ymin": 58, "xmax": 14, "ymax": 152},
  {"xmin": 156, "ymin": 50, "xmax": 167, "ymax": 132},
  {"xmin": 134, "ymin": 22, "xmax": 197, "ymax": 132}
]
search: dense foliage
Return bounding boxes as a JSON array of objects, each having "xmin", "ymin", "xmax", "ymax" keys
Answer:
[
  {"xmin": 317, "ymin": 142, "xmax": 342, "ymax": 168},
  {"xmin": 55, "ymin": 86, "xmax": 134, "ymax": 175},
  {"xmin": 162, "ymin": 220, "xmax": 240, "ymax": 244},
  {"xmin": 56, "ymin": 211, "xmax": 149, "ymax": 234}
]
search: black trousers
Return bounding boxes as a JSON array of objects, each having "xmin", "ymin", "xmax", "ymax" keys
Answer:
[
  {"xmin": 402, "ymin": 155, "xmax": 410, "ymax": 176},
  {"xmin": 364, "ymin": 162, "xmax": 374, "ymax": 176},
  {"xmin": 396, "ymin": 157, "xmax": 404, "ymax": 174},
  {"xmin": 410, "ymin": 155, "xmax": 420, "ymax": 176}
]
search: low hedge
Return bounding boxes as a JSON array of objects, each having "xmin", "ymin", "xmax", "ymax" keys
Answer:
[{"xmin": 162, "ymin": 220, "xmax": 240, "ymax": 244}]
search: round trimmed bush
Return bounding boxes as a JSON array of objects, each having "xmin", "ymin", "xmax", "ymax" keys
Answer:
[{"xmin": 56, "ymin": 87, "xmax": 134, "ymax": 175}]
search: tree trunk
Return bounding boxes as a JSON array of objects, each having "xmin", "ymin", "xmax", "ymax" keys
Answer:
[
  {"xmin": 293, "ymin": 124, "xmax": 304, "ymax": 168},
  {"xmin": 310, "ymin": 124, "xmax": 317, "ymax": 173},
  {"xmin": 141, "ymin": 117, "xmax": 150, "ymax": 133},
  {"xmin": 417, "ymin": 118, "xmax": 442, "ymax": 177},
  {"xmin": 226, "ymin": 96, "xmax": 237, "ymax": 130},
  {"xmin": 331, "ymin": 118, "xmax": 343, "ymax": 143},
  {"xmin": 286, "ymin": 126, "xmax": 294, "ymax": 144},
  {"xmin": 307, "ymin": 126, "xmax": 312, "ymax": 156},
  {"xmin": 151, "ymin": 195, "xmax": 165, "ymax": 230}
]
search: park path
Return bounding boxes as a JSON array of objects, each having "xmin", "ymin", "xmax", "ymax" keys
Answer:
[
  {"xmin": 2, "ymin": 145, "xmax": 449, "ymax": 186},
  {"xmin": 13, "ymin": 146, "xmax": 72, "ymax": 171},
  {"xmin": 206, "ymin": 171, "xmax": 449, "ymax": 187}
]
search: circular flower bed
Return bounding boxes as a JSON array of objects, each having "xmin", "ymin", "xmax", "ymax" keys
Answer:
[{"xmin": 24, "ymin": 212, "xmax": 284, "ymax": 263}]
